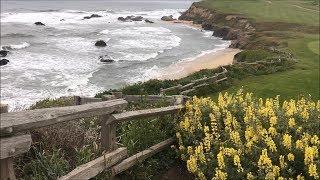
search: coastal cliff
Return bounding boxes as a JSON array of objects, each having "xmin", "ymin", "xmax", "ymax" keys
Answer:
[{"xmin": 179, "ymin": 2, "xmax": 256, "ymax": 49}]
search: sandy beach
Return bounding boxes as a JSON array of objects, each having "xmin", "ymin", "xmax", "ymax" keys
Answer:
[
  {"xmin": 160, "ymin": 20, "xmax": 241, "ymax": 80},
  {"xmin": 158, "ymin": 48, "xmax": 241, "ymax": 80}
]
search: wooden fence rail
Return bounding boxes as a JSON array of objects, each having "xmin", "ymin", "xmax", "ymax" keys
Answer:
[
  {"xmin": 0, "ymin": 94, "xmax": 185, "ymax": 180},
  {"xmin": 160, "ymin": 67, "xmax": 228, "ymax": 95}
]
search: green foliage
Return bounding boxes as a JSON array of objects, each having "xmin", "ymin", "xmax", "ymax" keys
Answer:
[
  {"xmin": 20, "ymin": 148, "xmax": 70, "ymax": 180},
  {"xmin": 115, "ymin": 99, "xmax": 181, "ymax": 179},
  {"xmin": 29, "ymin": 97, "xmax": 74, "ymax": 110},
  {"xmin": 234, "ymin": 50, "xmax": 276, "ymax": 63}
]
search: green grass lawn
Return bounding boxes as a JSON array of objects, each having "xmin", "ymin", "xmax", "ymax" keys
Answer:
[
  {"xmin": 202, "ymin": 0, "xmax": 319, "ymax": 100},
  {"xmin": 201, "ymin": 0, "xmax": 319, "ymax": 26}
]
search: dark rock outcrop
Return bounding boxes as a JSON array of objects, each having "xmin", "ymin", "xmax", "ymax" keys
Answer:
[
  {"xmin": 145, "ymin": 19, "xmax": 154, "ymax": 23},
  {"xmin": 0, "ymin": 59, "xmax": 9, "ymax": 66},
  {"xmin": 179, "ymin": 2, "xmax": 256, "ymax": 49},
  {"xmin": 84, "ymin": 14, "xmax": 102, "ymax": 19},
  {"xmin": 118, "ymin": 16, "xmax": 144, "ymax": 22},
  {"xmin": 131, "ymin": 16, "xmax": 143, "ymax": 21},
  {"xmin": 161, "ymin": 15, "xmax": 175, "ymax": 21},
  {"xmin": 0, "ymin": 50, "xmax": 8, "ymax": 57},
  {"xmin": 99, "ymin": 55, "xmax": 114, "ymax": 63},
  {"xmin": 34, "ymin": 22, "xmax": 45, "ymax": 26},
  {"xmin": 95, "ymin": 40, "xmax": 107, "ymax": 47}
]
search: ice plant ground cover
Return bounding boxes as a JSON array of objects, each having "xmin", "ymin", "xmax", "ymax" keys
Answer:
[{"xmin": 176, "ymin": 90, "xmax": 319, "ymax": 179}]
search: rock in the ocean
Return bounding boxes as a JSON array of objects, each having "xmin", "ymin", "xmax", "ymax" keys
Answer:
[
  {"xmin": 99, "ymin": 55, "xmax": 114, "ymax": 63},
  {"xmin": 118, "ymin": 17, "xmax": 126, "ymax": 21},
  {"xmin": 118, "ymin": 16, "xmax": 144, "ymax": 22},
  {"xmin": 84, "ymin": 14, "xmax": 102, "ymax": 19},
  {"xmin": 161, "ymin": 15, "xmax": 175, "ymax": 21},
  {"xmin": 0, "ymin": 59, "xmax": 9, "ymax": 66},
  {"xmin": 34, "ymin": 22, "xmax": 45, "ymax": 26},
  {"xmin": 145, "ymin": 19, "xmax": 154, "ymax": 23},
  {"xmin": 0, "ymin": 50, "xmax": 8, "ymax": 57},
  {"xmin": 131, "ymin": 16, "xmax": 143, "ymax": 21},
  {"xmin": 95, "ymin": 40, "xmax": 107, "ymax": 47}
]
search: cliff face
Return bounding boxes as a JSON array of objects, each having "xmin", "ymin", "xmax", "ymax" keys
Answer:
[{"xmin": 179, "ymin": 2, "xmax": 256, "ymax": 49}]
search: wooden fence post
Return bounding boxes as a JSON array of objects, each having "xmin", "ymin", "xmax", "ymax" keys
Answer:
[
  {"xmin": 0, "ymin": 104, "xmax": 16, "ymax": 180},
  {"xmin": 100, "ymin": 115, "xmax": 117, "ymax": 152}
]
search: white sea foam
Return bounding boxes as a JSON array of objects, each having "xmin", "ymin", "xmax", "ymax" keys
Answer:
[
  {"xmin": 127, "ymin": 65, "xmax": 161, "ymax": 83},
  {"xmin": 109, "ymin": 26, "xmax": 181, "ymax": 61},
  {"xmin": 1, "ymin": 42, "xmax": 31, "ymax": 50}
]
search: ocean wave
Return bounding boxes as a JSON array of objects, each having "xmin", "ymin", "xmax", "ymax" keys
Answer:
[
  {"xmin": 127, "ymin": 65, "xmax": 161, "ymax": 83},
  {"xmin": 1, "ymin": 42, "xmax": 30, "ymax": 50},
  {"xmin": 1, "ymin": 33, "xmax": 34, "ymax": 38}
]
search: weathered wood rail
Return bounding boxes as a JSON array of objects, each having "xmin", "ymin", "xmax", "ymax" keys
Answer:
[
  {"xmin": 0, "ymin": 95, "xmax": 186, "ymax": 180},
  {"xmin": 160, "ymin": 67, "xmax": 228, "ymax": 95}
]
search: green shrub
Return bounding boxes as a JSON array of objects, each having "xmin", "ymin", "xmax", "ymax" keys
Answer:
[{"xmin": 234, "ymin": 50, "xmax": 276, "ymax": 63}]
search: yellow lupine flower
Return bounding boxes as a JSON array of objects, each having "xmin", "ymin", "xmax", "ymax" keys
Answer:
[
  {"xmin": 233, "ymin": 155, "xmax": 243, "ymax": 172},
  {"xmin": 265, "ymin": 137, "xmax": 277, "ymax": 152},
  {"xmin": 230, "ymin": 131, "xmax": 241, "ymax": 145},
  {"xmin": 272, "ymin": 165, "xmax": 280, "ymax": 176},
  {"xmin": 297, "ymin": 175, "xmax": 305, "ymax": 180},
  {"xmin": 304, "ymin": 146, "xmax": 318, "ymax": 165},
  {"xmin": 308, "ymin": 163, "xmax": 319, "ymax": 179},
  {"xmin": 258, "ymin": 149, "xmax": 273, "ymax": 170},
  {"xmin": 247, "ymin": 172, "xmax": 254, "ymax": 180},
  {"xmin": 300, "ymin": 108, "xmax": 309, "ymax": 121},
  {"xmin": 187, "ymin": 155, "xmax": 197, "ymax": 173},
  {"xmin": 311, "ymin": 135, "xmax": 319, "ymax": 145},
  {"xmin": 287, "ymin": 153, "xmax": 295, "ymax": 161},
  {"xmin": 296, "ymin": 140, "xmax": 304, "ymax": 150},
  {"xmin": 217, "ymin": 151, "xmax": 225, "ymax": 169},
  {"xmin": 269, "ymin": 116, "xmax": 277, "ymax": 127},
  {"xmin": 279, "ymin": 155, "xmax": 286, "ymax": 169},
  {"xmin": 214, "ymin": 169, "xmax": 227, "ymax": 180},
  {"xmin": 283, "ymin": 134, "xmax": 292, "ymax": 149},
  {"xmin": 288, "ymin": 118, "xmax": 296, "ymax": 128},
  {"xmin": 268, "ymin": 127, "xmax": 277, "ymax": 137},
  {"xmin": 265, "ymin": 172, "xmax": 275, "ymax": 180}
]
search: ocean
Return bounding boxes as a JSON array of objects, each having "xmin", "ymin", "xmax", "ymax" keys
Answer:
[{"xmin": 0, "ymin": 0, "xmax": 230, "ymax": 110}]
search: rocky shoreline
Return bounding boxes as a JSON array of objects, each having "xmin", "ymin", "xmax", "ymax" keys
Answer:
[{"xmin": 178, "ymin": 2, "xmax": 255, "ymax": 49}]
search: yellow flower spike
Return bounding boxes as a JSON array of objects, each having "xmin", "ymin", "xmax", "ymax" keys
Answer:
[
  {"xmin": 300, "ymin": 108, "xmax": 309, "ymax": 121},
  {"xmin": 316, "ymin": 100, "xmax": 320, "ymax": 112},
  {"xmin": 214, "ymin": 169, "xmax": 227, "ymax": 180},
  {"xmin": 230, "ymin": 131, "xmax": 242, "ymax": 146},
  {"xmin": 265, "ymin": 137, "xmax": 277, "ymax": 152},
  {"xmin": 272, "ymin": 165, "xmax": 280, "ymax": 177},
  {"xmin": 268, "ymin": 127, "xmax": 277, "ymax": 137},
  {"xmin": 297, "ymin": 175, "xmax": 305, "ymax": 180},
  {"xmin": 247, "ymin": 172, "xmax": 254, "ymax": 180},
  {"xmin": 269, "ymin": 116, "xmax": 278, "ymax": 127},
  {"xmin": 288, "ymin": 118, "xmax": 296, "ymax": 128},
  {"xmin": 265, "ymin": 172, "xmax": 276, "ymax": 180},
  {"xmin": 279, "ymin": 155, "xmax": 286, "ymax": 169},
  {"xmin": 287, "ymin": 153, "xmax": 295, "ymax": 161},
  {"xmin": 258, "ymin": 149, "xmax": 273, "ymax": 170},
  {"xmin": 308, "ymin": 164, "xmax": 319, "ymax": 179},
  {"xmin": 217, "ymin": 151, "xmax": 225, "ymax": 169},
  {"xmin": 296, "ymin": 140, "xmax": 304, "ymax": 150},
  {"xmin": 311, "ymin": 135, "xmax": 319, "ymax": 145},
  {"xmin": 304, "ymin": 146, "xmax": 317, "ymax": 165},
  {"xmin": 283, "ymin": 134, "xmax": 292, "ymax": 149},
  {"xmin": 187, "ymin": 155, "xmax": 198, "ymax": 173}
]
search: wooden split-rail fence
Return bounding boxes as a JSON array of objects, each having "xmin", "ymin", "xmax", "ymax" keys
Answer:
[
  {"xmin": 160, "ymin": 67, "xmax": 228, "ymax": 95},
  {"xmin": 0, "ymin": 94, "xmax": 188, "ymax": 180}
]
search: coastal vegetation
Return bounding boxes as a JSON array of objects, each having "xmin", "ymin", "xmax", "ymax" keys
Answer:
[{"xmin": 177, "ymin": 90, "xmax": 320, "ymax": 179}]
